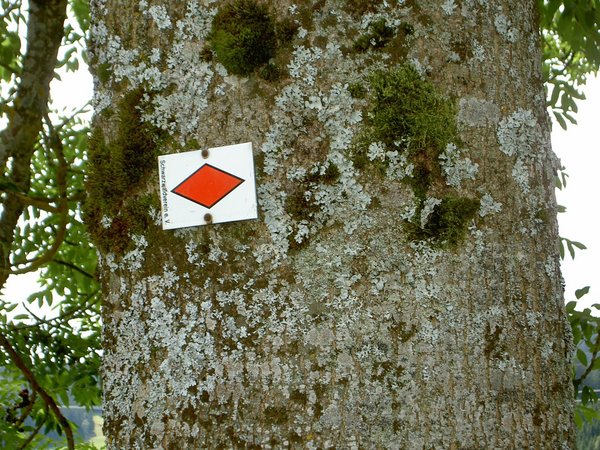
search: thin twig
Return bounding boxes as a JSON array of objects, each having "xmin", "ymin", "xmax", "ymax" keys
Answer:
[
  {"xmin": 15, "ymin": 389, "xmax": 37, "ymax": 429},
  {"xmin": 9, "ymin": 219, "xmax": 68, "ymax": 274},
  {"xmin": 0, "ymin": 332, "xmax": 74, "ymax": 450},
  {"xmin": 0, "ymin": 0, "xmax": 21, "ymax": 21},
  {"xmin": 53, "ymin": 258, "xmax": 95, "ymax": 279},
  {"xmin": 3, "ymin": 191, "xmax": 61, "ymax": 212},
  {"xmin": 549, "ymin": 50, "xmax": 576, "ymax": 82},
  {"xmin": 0, "ymin": 190, "xmax": 87, "ymax": 206},
  {"xmin": 10, "ymin": 290, "xmax": 100, "ymax": 330},
  {"xmin": 52, "ymin": 102, "xmax": 92, "ymax": 133},
  {"xmin": 576, "ymin": 330, "xmax": 600, "ymax": 386},
  {"xmin": 28, "ymin": 191, "xmax": 86, "ymax": 203},
  {"xmin": 18, "ymin": 404, "xmax": 47, "ymax": 450}
]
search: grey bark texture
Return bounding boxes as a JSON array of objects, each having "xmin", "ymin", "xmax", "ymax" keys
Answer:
[{"xmin": 89, "ymin": 0, "xmax": 575, "ymax": 448}]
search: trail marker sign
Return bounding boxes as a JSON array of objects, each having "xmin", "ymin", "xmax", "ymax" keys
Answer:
[{"xmin": 158, "ymin": 142, "xmax": 257, "ymax": 230}]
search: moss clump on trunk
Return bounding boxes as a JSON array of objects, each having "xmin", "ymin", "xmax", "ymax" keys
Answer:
[
  {"xmin": 353, "ymin": 19, "xmax": 395, "ymax": 52},
  {"xmin": 353, "ymin": 64, "xmax": 478, "ymax": 247},
  {"xmin": 208, "ymin": 0, "xmax": 277, "ymax": 76},
  {"xmin": 85, "ymin": 88, "xmax": 163, "ymax": 254},
  {"xmin": 404, "ymin": 196, "xmax": 480, "ymax": 246},
  {"xmin": 367, "ymin": 65, "xmax": 457, "ymax": 158}
]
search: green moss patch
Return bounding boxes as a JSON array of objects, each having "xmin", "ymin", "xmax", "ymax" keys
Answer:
[
  {"xmin": 85, "ymin": 89, "xmax": 164, "ymax": 254},
  {"xmin": 404, "ymin": 196, "xmax": 479, "ymax": 247},
  {"xmin": 354, "ymin": 64, "xmax": 458, "ymax": 195},
  {"xmin": 367, "ymin": 65, "xmax": 457, "ymax": 156},
  {"xmin": 96, "ymin": 62, "xmax": 112, "ymax": 84},
  {"xmin": 208, "ymin": 0, "xmax": 277, "ymax": 76},
  {"xmin": 353, "ymin": 19, "xmax": 395, "ymax": 52},
  {"xmin": 347, "ymin": 81, "xmax": 366, "ymax": 99},
  {"xmin": 258, "ymin": 62, "xmax": 282, "ymax": 81},
  {"xmin": 342, "ymin": 0, "xmax": 378, "ymax": 16},
  {"xmin": 353, "ymin": 65, "xmax": 478, "ymax": 248}
]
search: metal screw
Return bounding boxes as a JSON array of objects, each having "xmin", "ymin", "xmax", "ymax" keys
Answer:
[
  {"xmin": 204, "ymin": 213, "xmax": 213, "ymax": 223},
  {"xmin": 201, "ymin": 149, "xmax": 209, "ymax": 159}
]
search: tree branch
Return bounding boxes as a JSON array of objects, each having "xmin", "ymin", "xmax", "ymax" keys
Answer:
[
  {"xmin": 549, "ymin": 50, "xmax": 576, "ymax": 81},
  {"xmin": 8, "ymin": 112, "xmax": 70, "ymax": 275},
  {"xmin": 0, "ymin": 0, "xmax": 68, "ymax": 288},
  {"xmin": 0, "ymin": 191, "xmax": 61, "ymax": 213},
  {"xmin": 0, "ymin": 332, "xmax": 74, "ymax": 450},
  {"xmin": 0, "ymin": 190, "xmax": 87, "ymax": 207},
  {"xmin": 9, "ymin": 215, "xmax": 69, "ymax": 274}
]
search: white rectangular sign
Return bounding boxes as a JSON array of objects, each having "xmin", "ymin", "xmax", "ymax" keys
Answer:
[{"xmin": 158, "ymin": 142, "xmax": 258, "ymax": 230}]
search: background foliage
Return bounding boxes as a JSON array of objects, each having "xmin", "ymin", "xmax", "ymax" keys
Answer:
[
  {"xmin": 540, "ymin": 0, "xmax": 600, "ymax": 128},
  {"xmin": 0, "ymin": 0, "xmax": 598, "ymax": 448},
  {"xmin": 0, "ymin": 0, "xmax": 100, "ymax": 448}
]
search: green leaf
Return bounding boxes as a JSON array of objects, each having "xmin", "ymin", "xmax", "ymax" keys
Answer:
[
  {"xmin": 563, "ymin": 111, "xmax": 577, "ymax": 125},
  {"xmin": 12, "ymin": 314, "xmax": 29, "ymax": 321},
  {"xmin": 71, "ymin": 0, "xmax": 91, "ymax": 32},
  {"xmin": 561, "ymin": 237, "xmax": 587, "ymax": 260},
  {"xmin": 578, "ymin": 348, "xmax": 588, "ymax": 366},
  {"xmin": 578, "ymin": 403, "xmax": 600, "ymax": 423},
  {"xmin": 2, "ymin": 303, "xmax": 17, "ymax": 312},
  {"xmin": 582, "ymin": 387, "xmax": 590, "ymax": 406},
  {"xmin": 549, "ymin": 83, "xmax": 561, "ymax": 106},
  {"xmin": 576, "ymin": 286, "xmax": 591, "ymax": 299},
  {"xmin": 559, "ymin": 238, "xmax": 565, "ymax": 259},
  {"xmin": 554, "ymin": 111, "xmax": 567, "ymax": 130},
  {"xmin": 591, "ymin": 357, "xmax": 600, "ymax": 371},
  {"xmin": 567, "ymin": 240, "xmax": 575, "ymax": 259}
]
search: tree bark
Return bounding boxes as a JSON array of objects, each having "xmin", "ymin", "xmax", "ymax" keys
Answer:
[{"xmin": 89, "ymin": 0, "xmax": 575, "ymax": 448}]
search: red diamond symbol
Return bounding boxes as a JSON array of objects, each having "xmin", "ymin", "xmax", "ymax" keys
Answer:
[{"xmin": 172, "ymin": 164, "xmax": 245, "ymax": 209}]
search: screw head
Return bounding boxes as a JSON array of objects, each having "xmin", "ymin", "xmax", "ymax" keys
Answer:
[
  {"xmin": 201, "ymin": 149, "xmax": 210, "ymax": 159},
  {"xmin": 204, "ymin": 213, "xmax": 213, "ymax": 223}
]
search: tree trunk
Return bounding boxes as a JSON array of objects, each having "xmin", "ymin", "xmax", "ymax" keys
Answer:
[{"xmin": 88, "ymin": 0, "xmax": 575, "ymax": 448}]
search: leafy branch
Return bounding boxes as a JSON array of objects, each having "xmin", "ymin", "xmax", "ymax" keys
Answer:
[
  {"xmin": 566, "ymin": 291, "xmax": 600, "ymax": 427},
  {"xmin": 1, "ymin": 0, "xmax": 101, "ymax": 446},
  {"xmin": 18, "ymin": 405, "xmax": 47, "ymax": 450},
  {"xmin": 540, "ymin": 0, "xmax": 600, "ymax": 128},
  {"xmin": 10, "ymin": 289, "xmax": 100, "ymax": 331},
  {"xmin": 0, "ymin": 332, "xmax": 74, "ymax": 450}
]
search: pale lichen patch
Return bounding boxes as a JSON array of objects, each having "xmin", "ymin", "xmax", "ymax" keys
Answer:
[
  {"xmin": 439, "ymin": 143, "xmax": 479, "ymax": 189},
  {"xmin": 497, "ymin": 108, "xmax": 544, "ymax": 194},
  {"xmin": 457, "ymin": 97, "xmax": 500, "ymax": 129},
  {"xmin": 479, "ymin": 193, "xmax": 502, "ymax": 217},
  {"xmin": 494, "ymin": 13, "xmax": 518, "ymax": 43}
]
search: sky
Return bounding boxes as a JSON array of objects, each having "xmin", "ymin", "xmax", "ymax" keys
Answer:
[{"xmin": 3, "ymin": 70, "xmax": 599, "ymax": 315}]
